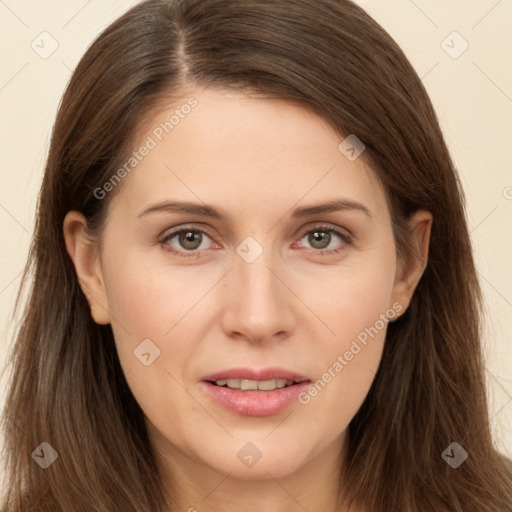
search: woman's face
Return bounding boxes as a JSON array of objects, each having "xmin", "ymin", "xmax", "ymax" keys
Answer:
[{"xmin": 66, "ymin": 87, "xmax": 428, "ymax": 483}]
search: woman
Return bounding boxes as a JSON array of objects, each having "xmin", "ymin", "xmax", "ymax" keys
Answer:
[{"xmin": 1, "ymin": 0, "xmax": 511, "ymax": 511}]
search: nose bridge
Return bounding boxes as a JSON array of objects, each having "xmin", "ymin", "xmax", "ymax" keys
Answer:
[{"xmin": 222, "ymin": 236, "xmax": 293, "ymax": 341}]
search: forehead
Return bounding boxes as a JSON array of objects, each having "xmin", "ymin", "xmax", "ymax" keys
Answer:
[{"xmin": 110, "ymin": 87, "xmax": 387, "ymax": 222}]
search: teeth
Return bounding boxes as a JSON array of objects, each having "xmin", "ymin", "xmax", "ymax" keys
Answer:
[
  {"xmin": 214, "ymin": 378, "xmax": 295, "ymax": 390},
  {"xmin": 240, "ymin": 379, "xmax": 258, "ymax": 390}
]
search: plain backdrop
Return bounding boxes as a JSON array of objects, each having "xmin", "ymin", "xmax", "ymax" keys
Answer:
[{"xmin": 1, "ymin": 0, "xmax": 511, "ymax": 488}]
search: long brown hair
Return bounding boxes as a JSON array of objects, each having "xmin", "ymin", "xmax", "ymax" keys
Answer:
[{"xmin": 2, "ymin": 0, "xmax": 511, "ymax": 510}]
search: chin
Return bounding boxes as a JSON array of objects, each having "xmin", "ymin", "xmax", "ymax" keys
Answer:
[{"xmin": 198, "ymin": 437, "xmax": 313, "ymax": 480}]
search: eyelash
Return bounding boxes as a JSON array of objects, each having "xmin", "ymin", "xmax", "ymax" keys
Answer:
[{"xmin": 158, "ymin": 224, "xmax": 353, "ymax": 260}]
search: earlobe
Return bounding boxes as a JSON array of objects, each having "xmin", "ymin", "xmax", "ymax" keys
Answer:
[
  {"xmin": 390, "ymin": 210, "xmax": 433, "ymax": 318},
  {"xmin": 63, "ymin": 211, "xmax": 111, "ymax": 325}
]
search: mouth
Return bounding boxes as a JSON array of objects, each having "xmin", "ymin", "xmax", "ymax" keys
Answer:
[
  {"xmin": 207, "ymin": 378, "xmax": 305, "ymax": 391},
  {"xmin": 200, "ymin": 368, "xmax": 311, "ymax": 416}
]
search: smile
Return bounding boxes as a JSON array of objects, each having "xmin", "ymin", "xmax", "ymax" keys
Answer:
[{"xmin": 211, "ymin": 378, "xmax": 296, "ymax": 390}]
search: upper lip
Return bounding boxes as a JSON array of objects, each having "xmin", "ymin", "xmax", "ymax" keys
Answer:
[{"xmin": 202, "ymin": 367, "xmax": 310, "ymax": 383}]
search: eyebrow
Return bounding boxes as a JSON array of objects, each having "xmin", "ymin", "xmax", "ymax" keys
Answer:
[{"xmin": 137, "ymin": 198, "xmax": 372, "ymax": 220}]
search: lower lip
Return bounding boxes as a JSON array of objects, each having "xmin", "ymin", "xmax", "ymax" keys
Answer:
[{"xmin": 201, "ymin": 381, "xmax": 311, "ymax": 417}]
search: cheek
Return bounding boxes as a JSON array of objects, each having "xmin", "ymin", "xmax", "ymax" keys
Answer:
[
  {"xmin": 99, "ymin": 254, "xmax": 211, "ymax": 429},
  {"xmin": 295, "ymin": 246, "xmax": 396, "ymax": 418},
  {"xmin": 301, "ymin": 242, "xmax": 396, "ymax": 344},
  {"xmin": 99, "ymin": 249, "xmax": 227, "ymax": 396},
  {"xmin": 102, "ymin": 248, "xmax": 219, "ymax": 337}
]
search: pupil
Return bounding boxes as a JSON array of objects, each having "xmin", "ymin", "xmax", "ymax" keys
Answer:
[
  {"xmin": 310, "ymin": 230, "xmax": 330, "ymax": 249},
  {"xmin": 180, "ymin": 231, "xmax": 201, "ymax": 250}
]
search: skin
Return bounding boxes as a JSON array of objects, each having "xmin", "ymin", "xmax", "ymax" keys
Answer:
[{"xmin": 64, "ymin": 86, "xmax": 432, "ymax": 512}]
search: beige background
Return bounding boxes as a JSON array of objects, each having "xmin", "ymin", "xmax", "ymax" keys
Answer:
[{"xmin": 1, "ymin": 0, "xmax": 511, "ymax": 486}]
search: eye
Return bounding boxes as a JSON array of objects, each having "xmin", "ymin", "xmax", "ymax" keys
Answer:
[
  {"xmin": 297, "ymin": 225, "xmax": 352, "ymax": 256},
  {"xmin": 158, "ymin": 224, "xmax": 353, "ymax": 259},
  {"xmin": 159, "ymin": 228, "xmax": 215, "ymax": 258}
]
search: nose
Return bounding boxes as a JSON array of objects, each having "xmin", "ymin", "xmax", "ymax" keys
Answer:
[{"xmin": 220, "ymin": 245, "xmax": 296, "ymax": 345}]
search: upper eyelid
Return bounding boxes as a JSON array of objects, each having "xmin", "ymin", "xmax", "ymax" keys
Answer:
[{"xmin": 159, "ymin": 225, "xmax": 216, "ymax": 243}]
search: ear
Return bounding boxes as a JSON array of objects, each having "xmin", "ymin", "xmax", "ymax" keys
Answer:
[
  {"xmin": 63, "ymin": 211, "xmax": 111, "ymax": 325},
  {"xmin": 390, "ymin": 210, "xmax": 433, "ymax": 318}
]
